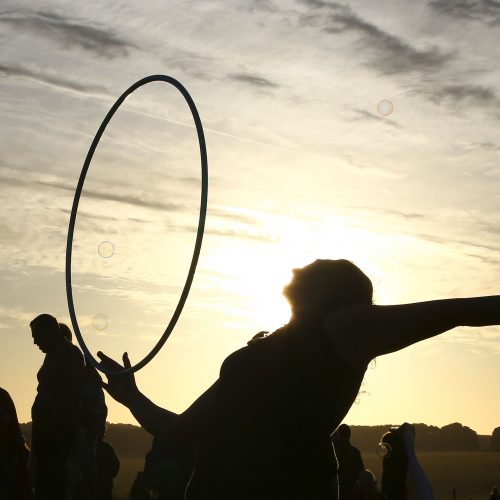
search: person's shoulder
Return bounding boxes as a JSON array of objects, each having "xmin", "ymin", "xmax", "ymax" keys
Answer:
[{"xmin": 65, "ymin": 342, "xmax": 85, "ymax": 366}]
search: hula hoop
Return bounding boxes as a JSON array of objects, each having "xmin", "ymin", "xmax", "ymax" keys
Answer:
[{"xmin": 65, "ymin": 75, "xmax": 208, "ymax": 376}]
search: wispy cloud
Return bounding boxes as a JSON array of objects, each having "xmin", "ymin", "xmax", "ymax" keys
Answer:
[
  {"xmin": 37, "ymin": 179, "xmax": 189, "ymax": 213},
  {"xmin": 228, "ymin": 72, "xmax": 281, "ymax": 89},
  {"xmin": 349, "ymin": 205, "xmax": 427, "ymax": 220},
  {"xmin": 0, "ymin": 10, "xmax": 135, "ymax": 59},
  {"xmin": 298, "ymin": 3, "xmax": 451, "ymax": 75},
  {"xmin": 326, "ymin": 12, "xmax": 450, "ymax": 74},
  {"xmin": 0, "ymin": 63, "xmax": 110, "ymax": 97},
  {"xmin": 417, "ymin": 82, "xmax": 500, "ymax": 107},
  {"xmin": 350, "ymin": 108, "xmax": 401, "ymax": 128},
  {"xmin": 430, "ymin": 0, "xmax": 500, "ymax": 25}
]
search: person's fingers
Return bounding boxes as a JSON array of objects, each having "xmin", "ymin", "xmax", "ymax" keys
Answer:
[
  {"xmin": 97, "ymin": 351, "xmax": 123, "ymax": 371},
  {"xmin": 123, "ymin": 352, "xmax": 132, "ymax": 369}
]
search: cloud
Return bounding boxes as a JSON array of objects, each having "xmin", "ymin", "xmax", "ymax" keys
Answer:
[
  {"xmin": 297, "ymin": 3, "xmax": 451, "ymax": 75},
  {"xmin": 37, "ymin": 179, "xmax": 189, "ymax": 213},
  {"xmin": 0, "ymin": 62, "xmax": 110, "ymax": 97},
  {"xmin": 297, "ymin": 0, "xmax": 343, "ymax": 11},
  {"xmin": 429, "ymin": 0, "xmax": 500, "ymax": 25},
  {"xmin": 0, "ymin": 10, "xmax": 135, "ymax": 59},
  {"xmin": 418, "ymin": 82, "xmax": 500, "ymax": 107},
  {"xmin": 174, "ymin": 224, "xmax": 278, "ymax": 242},
  {"xmin": 350, "ymin": 205, "xmax": 427, "ymax": 220},
  {"xmin": 350, "ymin": 108, "xmax": 401, "ymax": 128},
  {"xmin": 228, "ymin": 73, "xmax": 281, "ymax": 89},
  {"xmin": 326, "ymin": 11, "xmax": 450, "ymax": 74}
]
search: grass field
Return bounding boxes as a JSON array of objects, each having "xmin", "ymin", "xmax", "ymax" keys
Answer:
[{"xmin": 111, "ymin": 452, "xmax": 500, "ymax": 500}]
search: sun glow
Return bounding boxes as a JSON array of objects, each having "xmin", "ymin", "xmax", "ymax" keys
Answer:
[{"xmin": 202, "ymin": 209, "xmax": 387, "ymax": 333}]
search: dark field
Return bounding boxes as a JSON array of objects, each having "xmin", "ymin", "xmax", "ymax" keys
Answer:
[{"xmin": 112, "ymin": 452, "xmax": 500, "ymax": 500}]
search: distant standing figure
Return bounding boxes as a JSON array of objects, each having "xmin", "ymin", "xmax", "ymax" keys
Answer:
[
  {"xmin": 0, "ymin": 387, "xmax": 32, "ymax": 500},
  {"xmin": 490, "ymin": 486, "xmax": 500, "ymax": 500},
  {"xmin": 30, "ymin": 314, "xmax": 85, "ymax": 500},
  {"xmin": 381, "ymin": 423, "xmax": 434, "ymax": 500},
  {"xmin": 96, "ymin": 427, "xmax": 120, "ymax": 500},
  {"xmin": 332, "ymin": 423, "xmax": 364, "ymax": 499}
]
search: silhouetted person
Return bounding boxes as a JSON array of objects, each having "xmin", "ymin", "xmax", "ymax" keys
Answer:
[
  {"xmin": 332, "ymin": 423, "xmax": 364, "ymax": 499},
  {"xmin": 130, "ymin": 471, "xmax": 152, "ymax": 500},
  {"xmin": 490, "ymin": 486, "xmax": 500, "ymax": 500},
  {"xmin": 30, "ymin": 314, "xmax": 85, "ymax": 500},
  {"xmin": 381, "ymin": 423, "xmax": 434, "ymax": 500},
  {"xmin": 59, "ymin": 322, "xmax": 109, "ymax": 499},
  {"xmin": 143, "ymin": 435, "xmax": 197, "ymax": 499},
  {"xmin": 350, "ymin": 470, "xmax": 386, "ymax": 500},
  {"xmin": 98, "ymin": 259, "xmax": 500, "ymax": 500},
  {"xmin": 95, "ymin": 427, "xmax": 119, "ymax": 500},
  {"xmin": 0, "ymin": 387, "xmax": 32, "ymax": 500}
]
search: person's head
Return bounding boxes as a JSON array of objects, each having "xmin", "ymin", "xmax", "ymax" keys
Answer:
[
  {"xmin": 335, "ymin": 423, "xmax": 351, "ymax": 441},
  {"xmin": 30, "ymin": 313, "xmax": 62, "ymax": 353},
  {"xmin": 58, "ymin": 322, "xmax": 72, "ymax": 342},
  {"xmin": 283, "ymin": 259, "xmax": 373, "ymax": 319},
  {"xmin": 355, "ymin": 469, "xmax": 379, "ymax": 494}
]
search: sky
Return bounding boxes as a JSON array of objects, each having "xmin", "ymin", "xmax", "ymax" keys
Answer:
[{"xmin": 1, "ymin": 0, "xmax": 500, "ymax": 436}]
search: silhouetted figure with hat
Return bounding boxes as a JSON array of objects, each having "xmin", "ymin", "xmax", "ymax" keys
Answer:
[
  {"xmin": 29, "ymin": 314, "xmax": 85, "ymax": 500},
  {"xmin": 332, "ymin": 424, "xmax": 364, "ymax": 499},
  {"xmin": 98, "ymin": 259, "xmax": 500, "ymax": 499}
]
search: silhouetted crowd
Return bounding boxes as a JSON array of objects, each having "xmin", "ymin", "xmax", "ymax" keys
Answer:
[
  {"xmin": 1, "ymin": 311, "xmax": 500, "ymax": 499},
  {"xmin": 1, "ymin": 314, "xmax": 119, "ymax": 499}
]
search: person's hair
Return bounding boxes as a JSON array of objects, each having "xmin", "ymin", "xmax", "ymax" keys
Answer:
[
  {"xmin": 58, "ymin": 323, "xmax": 72, "ymax": 342},
  {"xmin": 381, "ymin": 427, "xmax": 408, "ymax": 500},
  {"xmin": 30, "ymin": 314, "xmax": 59, "ymax": 333},
  {"xmin": 336, "ymin": 423, "xmax": 351, "ymax": 440},
  {"xmin": 283, "ymin": 259, "xmax": 373, "ymax": 317}
]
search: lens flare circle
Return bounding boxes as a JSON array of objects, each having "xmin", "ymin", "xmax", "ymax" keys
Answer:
[
  {"xmin": 98, "ymin": 241, "xmax": 115, "ymax": 259},
  {"xmin": 376, "ymin": 442, "xmax": 391, "ymax": 458},
  {"xmin": 66, "ymin": 75, "xmax": 208, "ymax": 376},
  {"xmin": 377, "ymin": 99, "xmax": 394, "ymax": 116},
  {"xmin": 92, "ymin": 313, "xmax": 109, "ymax": 331}
]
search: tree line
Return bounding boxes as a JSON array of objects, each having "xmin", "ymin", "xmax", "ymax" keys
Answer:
[{"xmin": 18, "ymin": 422, "xmax": 500, "ymax": 456}]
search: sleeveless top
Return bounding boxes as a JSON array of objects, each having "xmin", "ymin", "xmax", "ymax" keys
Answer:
[{"xmin": 186, "ymin": 321, "xmax": 367, "ymax": 500}]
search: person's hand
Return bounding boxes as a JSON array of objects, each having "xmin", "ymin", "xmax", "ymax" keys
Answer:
[{"xmin": 97, "ymin": 352, "xmax": 138, "ymax": 407}]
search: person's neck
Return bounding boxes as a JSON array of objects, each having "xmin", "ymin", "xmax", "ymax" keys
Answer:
[{"xmin": 50, "ymin": 337, "xmax": 68, "ymax": 353}]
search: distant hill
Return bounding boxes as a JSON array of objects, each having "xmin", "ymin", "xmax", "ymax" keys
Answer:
[
  {"xmin": 19, "ymin": 421, "xmax": 494, "ymax": 457},
  {"xmin": 349, "ymin": 423, "xmax": 484, "ymax": 452},
  {"xmin": 20, "ymin": 422, "xmax": 153, "ymax": 458}
]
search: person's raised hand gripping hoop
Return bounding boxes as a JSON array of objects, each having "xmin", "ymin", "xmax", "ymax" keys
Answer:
[{"xmin": 97, "ymin": 352, "xmax": 139, "ymax": 407}]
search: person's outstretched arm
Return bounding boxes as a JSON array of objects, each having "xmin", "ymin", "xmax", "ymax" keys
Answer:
[
  {"xmin": 324, "ymin": 296, "xmax": 500, "ymax": 364},
  {"xmin": 98, "ymin": 352, "xmax": 218, "ymax": 440}
]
